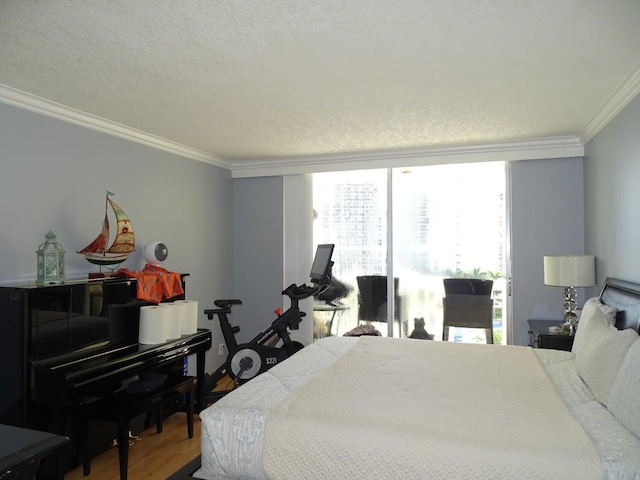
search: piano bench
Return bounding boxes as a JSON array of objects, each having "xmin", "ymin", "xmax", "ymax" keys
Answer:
[{"xmin": 81, "ymin": 374, "xmax": 195, "ymax": 480}]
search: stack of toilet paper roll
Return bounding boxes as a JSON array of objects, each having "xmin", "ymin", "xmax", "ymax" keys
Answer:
[
  {"xmin": 161, "ymin": 303, "xmax": 183, "ymax": 340},
  {"xmin": 174, "ymin": 299, "xmax": 199, "ymax": 335},
  {"xmin": 139, "ymin": 305, "xmax": 170, "ymax": 345},
  {"xmin": 138, "ymin": 299, "xmax": 199, "ymax": 345}
]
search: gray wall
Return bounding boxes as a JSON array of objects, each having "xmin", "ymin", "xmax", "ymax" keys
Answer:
[
  {"xmin": 509, "ymin": 157, "xmax": 585, "ymax": 346},
  {"xmin": 584, "ymin": 94, "xmax": 640, "ymax": 289},
  {"xmin": 235, "ymin": 159, "xmax": 586, "ymax": 347},
  {"xmin": 233, "ymin": 176, "xmax": 285, "ymax": 343},
  {"xmin": 5, "ymin": 88, "xmax": 638, "ymax": 367},
  {"xmin": 232, "ymin": 174, "xmax": 315, "ymax": 345},
  {"xmin": 0, "ymin": 102, "xmax": 234, "ymax": 374}
]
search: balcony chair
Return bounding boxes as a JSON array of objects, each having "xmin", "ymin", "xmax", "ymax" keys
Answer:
[
  {"xmin": 442, "ymin": 278, "xmax": 494, "ymax": 344},
  {"xmin": 356, "ymin": 275, "xmax": 402, "ymax": 334}
]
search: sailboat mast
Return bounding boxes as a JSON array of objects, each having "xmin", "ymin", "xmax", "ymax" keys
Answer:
[{"xmin": 101, "ymin": 192, "xmax": 110, "ymax": 257}]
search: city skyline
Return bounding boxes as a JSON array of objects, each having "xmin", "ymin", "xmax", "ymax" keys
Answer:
[{"xmin": 314, "ymin": 163, "xmax": 506, "ymax": 280}]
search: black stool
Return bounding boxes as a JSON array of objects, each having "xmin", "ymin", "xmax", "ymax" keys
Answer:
[{"xmin": 82, "ymin": 374, "xmax": 195, "ymax": 480}]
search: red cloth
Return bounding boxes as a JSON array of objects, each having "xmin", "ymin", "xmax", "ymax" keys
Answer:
[{"xmin": 116, "ymin": 264, "xmax": 184, "ymax": 303}]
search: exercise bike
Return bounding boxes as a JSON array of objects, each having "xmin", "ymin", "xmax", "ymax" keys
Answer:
[{"xmin": 202, "ymin": 244, "xmax": 335, "ymax": 403}]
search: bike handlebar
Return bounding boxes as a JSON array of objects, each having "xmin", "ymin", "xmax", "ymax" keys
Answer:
[{"xmin": 282, "ymin": 282, "xmax": 322, "ymax": 300}]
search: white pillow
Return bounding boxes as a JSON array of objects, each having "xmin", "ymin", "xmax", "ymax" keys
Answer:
[
  {"xmin": 574, "ymin": 311, "xmax": 638, "ymax": 406},
  {"xmin": 572, "ymin": 297, "xmax": 617, "ymax": 356},
  {"xmin": 609, "ymin": 339, "xmax": 640, "ymax": 438}
]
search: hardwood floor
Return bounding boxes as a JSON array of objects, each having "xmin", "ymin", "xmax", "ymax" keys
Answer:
[
  {"xmin": 64, "ymin": 412, "xmax": 202, "ymax": 479},
  {"xmin": 63, "ymin": 376, "xmax": 235, "ymax": 479}
]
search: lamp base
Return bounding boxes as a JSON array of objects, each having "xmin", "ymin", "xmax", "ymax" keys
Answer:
[
  {"xmin": 562, "ymin": 286, "xmax": 578, "ymax": 334},
  {"xmin": 563, "ymin": 314, "xmax": 578, "ymax": 334}
]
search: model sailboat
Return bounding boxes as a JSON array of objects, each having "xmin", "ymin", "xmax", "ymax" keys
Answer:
[{"xmin": 78, "ymin": 192, "xmax": 135, "ymax": 269}]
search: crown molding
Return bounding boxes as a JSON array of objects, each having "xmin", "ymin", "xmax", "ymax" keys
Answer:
[
  {"xmin": 0, "ymin": 83, "xmax": 589, "ymax": 179},
  {"xmin": 230, "ymin": 136, "xmax": 585, "ymax": 178},
  {"xmin": 580, "ymin": 60, "xmax": 640, "ymax": 145},
  {"xmin": 0, "ymin": 84, "xmax": 232, "ymax": 169}
]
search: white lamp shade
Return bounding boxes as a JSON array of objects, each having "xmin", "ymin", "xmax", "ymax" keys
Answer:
[{"xmin": 543, "ymin": 255, "xmax": 595, "ymax": 287}]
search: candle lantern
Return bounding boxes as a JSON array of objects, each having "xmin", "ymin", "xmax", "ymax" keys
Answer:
[{"xmin": 36, "ymin": 231, "xmax": 66, "ymax": 284}]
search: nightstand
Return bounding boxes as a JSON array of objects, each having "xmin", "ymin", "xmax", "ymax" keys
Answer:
[{"xmin": 527, "ymin": 319, "xmax": 575, "ymax": 351}]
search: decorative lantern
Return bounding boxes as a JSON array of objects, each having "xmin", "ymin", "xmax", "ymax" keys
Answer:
[{"xmin": 36, "ymin": 231, "xmax": 66, "ymax": 284}]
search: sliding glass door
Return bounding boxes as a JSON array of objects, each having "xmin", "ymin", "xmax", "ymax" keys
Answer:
[
  {"xmin": 312, "ymin": 169, "xmax": 388, "ymax": 338},
  {"xmin": 312, "ymin": 162, "xmax": 507, "ymax": 343},
  {"xmin": 391, "ymin": 163, "xmax": 506, "ymax": 343}
]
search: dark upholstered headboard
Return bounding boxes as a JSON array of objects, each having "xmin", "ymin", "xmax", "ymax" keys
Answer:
[{"xmin": 599, "ymin": 277, "xmax": 640, "ymax": 333}]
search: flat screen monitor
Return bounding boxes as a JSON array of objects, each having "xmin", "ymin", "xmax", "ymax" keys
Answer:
[{"xmin": 310, "ymin": 244, "xmax": 334, "ymax": 284}]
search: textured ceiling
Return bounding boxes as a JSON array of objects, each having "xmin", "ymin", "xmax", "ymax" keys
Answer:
[{"xmin": 1, "ymin": 1, "xmax": 640, "ymax": 169}]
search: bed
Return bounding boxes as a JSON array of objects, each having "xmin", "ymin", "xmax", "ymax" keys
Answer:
[{"xmin": 193, "ymin": 277, "xmax": 640, "ymax": 480}]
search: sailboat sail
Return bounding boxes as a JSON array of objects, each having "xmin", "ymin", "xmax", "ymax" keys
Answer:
[
  {"xmin": 78, "ymin": 213, "xmax": 109, "ymax": 255},
  {"xmin": 105, "ymin": 198, "xmax": 135, "ymax": 254},
  {"xmin": 78, "ymin": 193, "xmax": 135, "ymax": 267}
]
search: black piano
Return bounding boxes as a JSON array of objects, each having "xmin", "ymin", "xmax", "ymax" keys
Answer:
[{"xmin": 0, "ymin": 275, "xmax": 212, "ymax": 478}]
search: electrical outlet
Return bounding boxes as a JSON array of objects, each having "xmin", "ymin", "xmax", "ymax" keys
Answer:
[{"xmin": 218, "ymin": 343, "xmax": 225, "ymax": 356}]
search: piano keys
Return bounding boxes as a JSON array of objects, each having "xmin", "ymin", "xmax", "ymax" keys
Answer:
[{"xmin": 31, "ymin": 329, "xmax": 212, "ymax": 420}]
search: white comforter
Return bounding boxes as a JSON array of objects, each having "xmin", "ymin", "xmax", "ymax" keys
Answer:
[{"xmin": 196, "ymin": 336, "xmax": 637, "ymax": 480}]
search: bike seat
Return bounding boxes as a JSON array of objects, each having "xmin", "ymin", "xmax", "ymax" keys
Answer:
[
  {"xmin": 214, "ymin": 299, "xmax": 243, "ymax": 309},
  {"xmin": 204, "ymin": 299, "xmax": 243, "ymax": 319}
]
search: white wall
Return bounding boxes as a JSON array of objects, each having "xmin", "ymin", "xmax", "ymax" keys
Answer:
[
  {"xmin": 584, "ymin": 94, "xmax": 640, "ymax": 289},
  {"xmin": 0, "ymin": 102, "xmax": 234, "ymax": 374},
  {"xmin": 283, "ymin": 174, "xmax": 314, "ymax": 342}
]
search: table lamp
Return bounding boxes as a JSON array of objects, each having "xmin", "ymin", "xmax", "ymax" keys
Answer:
[{"xmin": 543, "ymin": 254, "xmax": 595, "ymax": 331}]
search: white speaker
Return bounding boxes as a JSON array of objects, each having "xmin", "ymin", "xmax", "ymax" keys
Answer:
[{"xmin": 143, "ymin": 241, "xmax": 168, "ymax": 265}]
